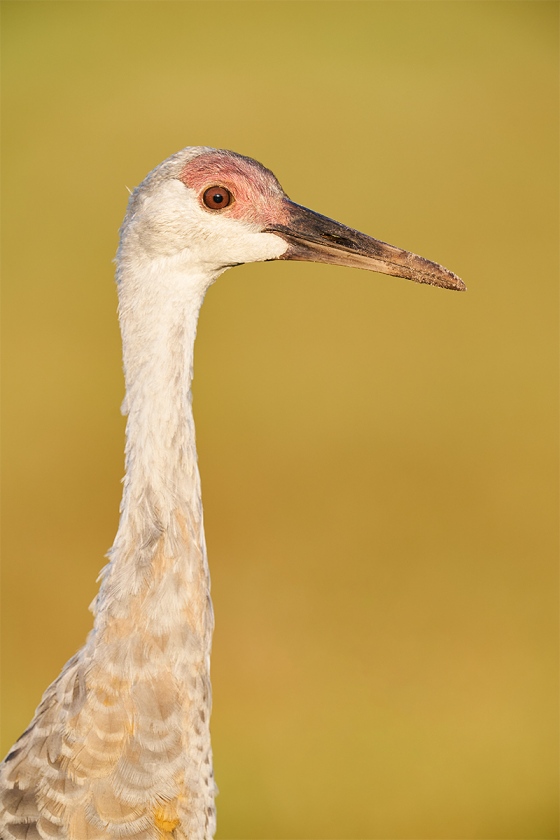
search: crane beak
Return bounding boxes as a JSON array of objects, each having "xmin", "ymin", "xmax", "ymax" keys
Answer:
[{"xmin": 266, "ymin": 201, "xmax": 465, "ymax": 292}]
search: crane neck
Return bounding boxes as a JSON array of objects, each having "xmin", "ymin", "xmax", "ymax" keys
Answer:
[{"xmin": 93, "ymin": 253, "xmax": 220, "ymax": 626}]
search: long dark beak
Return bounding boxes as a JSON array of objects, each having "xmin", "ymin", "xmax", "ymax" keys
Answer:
[{"xmin": 266, "ymin": 201, "xmax": 465, "ymax": 292}]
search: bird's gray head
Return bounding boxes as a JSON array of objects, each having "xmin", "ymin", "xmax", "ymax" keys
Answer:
[{"xmin": 118, "ymin": 146, "xmax": 465, "ymax": 292}]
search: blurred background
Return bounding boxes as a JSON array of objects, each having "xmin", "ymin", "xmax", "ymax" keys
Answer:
[{"xmin": 1, "ymin": 2, "xmax": 557, "ymax": 838}]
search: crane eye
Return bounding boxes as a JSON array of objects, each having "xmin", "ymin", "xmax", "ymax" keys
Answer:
[{"xmin": 202, "ymin": 186, "xmax": 232, "ymax": 210}]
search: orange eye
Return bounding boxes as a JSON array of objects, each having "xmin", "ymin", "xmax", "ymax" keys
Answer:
[{"xmin": 202, "ymin": 186, "xmax": 232, "ymax": 210}]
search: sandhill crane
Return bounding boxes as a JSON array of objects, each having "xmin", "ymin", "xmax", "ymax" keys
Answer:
[{"xmin": 0, "ymin": 147, "xmax": 464, "ymax": 840}]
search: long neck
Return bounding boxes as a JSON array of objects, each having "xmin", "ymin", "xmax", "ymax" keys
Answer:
[{"xmin": 94, "ymin": 255, "xmax": 215, "ymax": 638}]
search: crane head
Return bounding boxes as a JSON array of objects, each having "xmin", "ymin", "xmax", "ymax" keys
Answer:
[{"xmin": 120, "ymin": 147, "xmax": 464, "ymax": 292}]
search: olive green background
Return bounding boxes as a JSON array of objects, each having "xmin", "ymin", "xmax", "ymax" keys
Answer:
[{"xmin": 1, "ymin": 2, "xmax": 558, "ymax": 838}]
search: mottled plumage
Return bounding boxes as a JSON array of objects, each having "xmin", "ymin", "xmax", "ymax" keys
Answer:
[{"xmin": 0, "ymin": 147, "xmax": 463, "ymax": 840}]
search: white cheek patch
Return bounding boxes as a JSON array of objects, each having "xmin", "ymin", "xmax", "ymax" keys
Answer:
[
  {"xmin": 198, "ymin": 223, "xmax": 288, "ymax": 266},
  {"xmin": 140, "ymin": 180, "xmax": 289, "ymax": 267}
]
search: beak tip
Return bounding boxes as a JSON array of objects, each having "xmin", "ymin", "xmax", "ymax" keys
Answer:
[
  {"xmin": 416, "ymin": 264, "xmax": 465, "ymax": 292},
  {"xmin": 450, "ymin": 274, "xmax": 467, "ymax": 292}
]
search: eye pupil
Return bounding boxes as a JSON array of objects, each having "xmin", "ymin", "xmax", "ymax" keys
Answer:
[{"xmin": 203, "ymin": 186, "xmax": 232, "ymax": 210}]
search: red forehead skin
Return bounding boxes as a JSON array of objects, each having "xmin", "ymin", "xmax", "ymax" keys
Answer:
[{"xmin": 179, "ymin": 151, "xmax": 292, "ymax": 228}]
